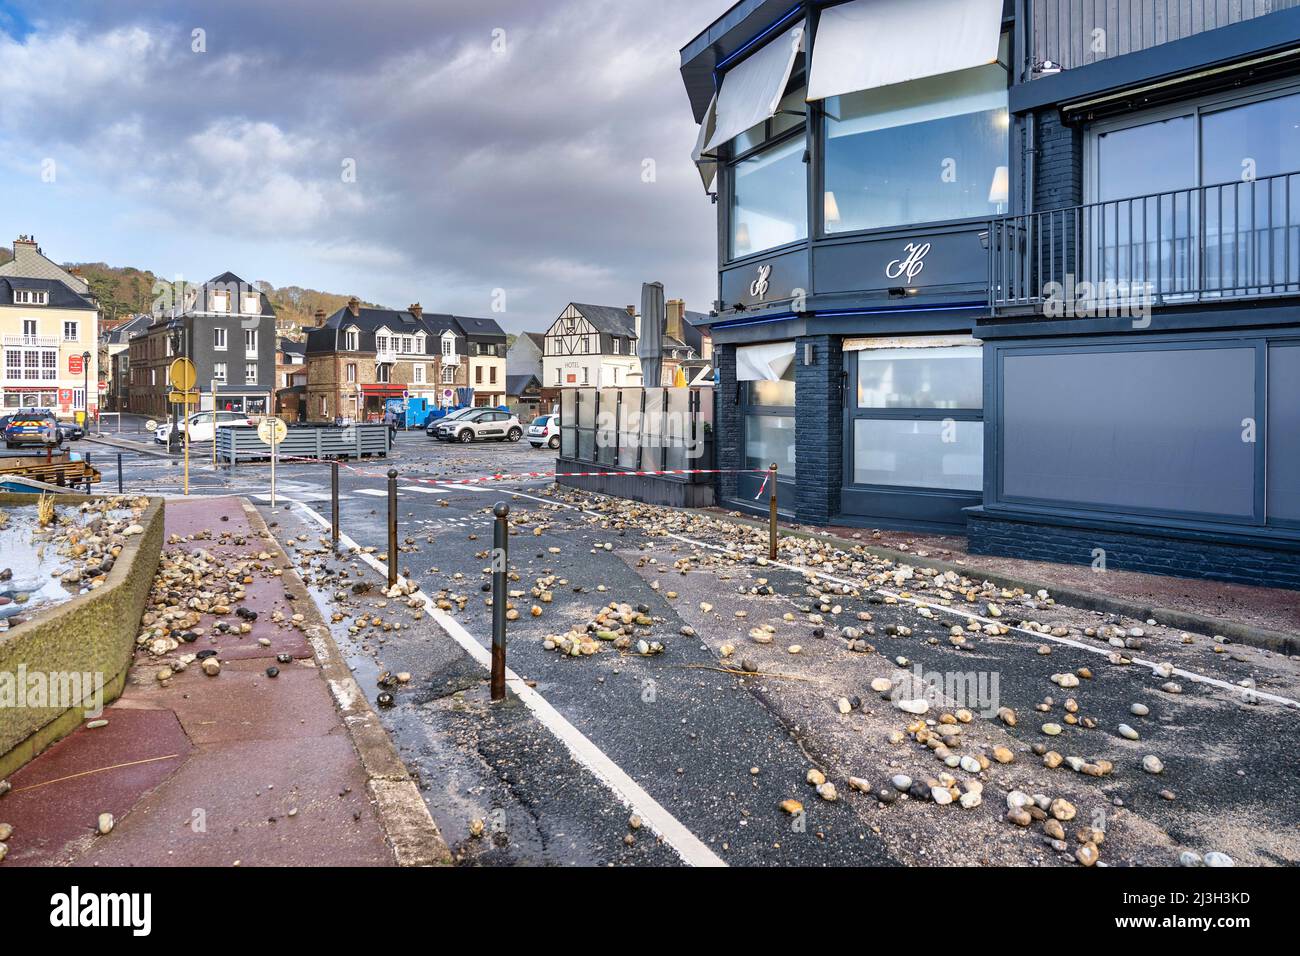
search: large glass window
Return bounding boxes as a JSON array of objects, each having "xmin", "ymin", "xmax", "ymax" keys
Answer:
[
  {"xmin": 746, "ymin": 415, "xmax": 797, "ymax": 475},
  {"xmin": 853, "ymin": 419, "xmax": 983, "ymax": 490},
  {"xmin": 731, "ymin": 135, "xmax": 807, "ymax": 258},
  {"xmin": 823, "ymin": 60, "xmax": 1008, "ymax": 233},
  {"xmin": 1001, "ymin": 346, "xmax": 1256, "ymax": 519},
  {"xmin": 856, "ymin": 346, "xmax": 982, "ymax": 409},
  {"xmin": 849, "ymin": 342, "xmax": 983, "ymax": 492},
  {"xmin": 1087, "ymin": 82, "xmax": 1300, "ymax": 296},
  {"xmin": 737, "ymin": 341, "xmax": 797, "ymax": 477}
]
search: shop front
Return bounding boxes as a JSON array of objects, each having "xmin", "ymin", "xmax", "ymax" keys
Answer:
[
  {"xmin": 361, "ymin": 383, "xmax": 406, "ymax": 421},
  {"xmin": 683, "ymin": 0, "xmax": 1300, "ymax": 584},
  {"xmin": 683, "ymin": 0, "xmax": 1008, "ymax": 530}
]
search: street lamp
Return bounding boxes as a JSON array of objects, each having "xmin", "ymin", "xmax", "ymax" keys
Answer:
[
  {"xmin": 168, "ymin": 324, "xmax": 185, "ymax": 453},
  {"xmin": 80, "ymin": 350, "xmax": 90, "ymax": 432}
]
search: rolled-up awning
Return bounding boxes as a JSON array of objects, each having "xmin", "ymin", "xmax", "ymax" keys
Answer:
[
  {"xmin": 691, "ymin": 93, "xmax": 718, "ymax": 192},
  {"xmin": 736, "ymin": 341, "xmax": 796, "ymax": 382},
  {"xmin": 807, "ymin": 0, "xmax": 1003, "ymax": 102},
  {"xmin": 706, "ymin": 20, "xmax": 805, "ymax": 152}
]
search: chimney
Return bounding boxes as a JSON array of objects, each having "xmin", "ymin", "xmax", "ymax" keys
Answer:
[
  {"xmin": 314, "ymin": 308, "xmax": 326, "ymax": 325},
  {"xmin": 12, "ymin": 235, "xmax": 39, "ymax": 262},
  {"xmin": 625, "ymin": 305, "xmax": 636, "ymax": 317},
  {"xmin": 666, "ymin": 298, "xmax": 685, "ymax": 343},
  {"xmin": 409, "ymin": 303, "xmax": 423, "ymax": 320},
  {"xmin": 346, "ymin": 296, "xmax": 360, "ymax": 317}
]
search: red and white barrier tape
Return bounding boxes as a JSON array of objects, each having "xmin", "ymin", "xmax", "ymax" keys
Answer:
[{"xmin": 275, "ymin": 455, "xmax": 766, "ymax": 488}]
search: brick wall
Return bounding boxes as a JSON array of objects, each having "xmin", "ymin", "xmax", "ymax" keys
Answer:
[
  {"xmin": 1034, "ymin": 110, "xmax": 1082, "ymax": 211},
  {"xmin": 968, "ymin": 510, "xmax": 1300, "ymax": 590},
  {"xmin": 714, "ymin": 344, "xmax": 740, "ymax": 501},
  {"xmin": 795, "ymin": 335, "xmax": 843, "ymax": 524}
]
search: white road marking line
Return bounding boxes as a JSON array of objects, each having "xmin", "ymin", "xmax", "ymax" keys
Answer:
[
  {"xmin": 355, "ymin": 488, "xmax": 392, "ymax": 497},
  {"xmin": 482, "ymin": 486, "xmax": 1300, "ymax": 711},
  {"xmin": 401, "ymin": 485, "xmax": 447, "ymax": 494},
  {"xmin": 282, "ymin": 493, "xmax": 726, "ymax": 869}
]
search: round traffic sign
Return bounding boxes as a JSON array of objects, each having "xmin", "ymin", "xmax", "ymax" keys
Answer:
[
  {"xmin": 145, "ymin": 419, "xmax": 158, "ymax": 432},
  {"xmin": 168, "ymin": 357, "xmax": 198, "ymax": 392},
  {"xmin": 257, "ymin": 417, "xmax": 287, "ymax": 445}
]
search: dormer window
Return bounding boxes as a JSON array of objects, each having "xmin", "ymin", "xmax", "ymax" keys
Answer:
[
  {"xmin": 242, "ymin": 293, "xmax": 261, "ymax": 314},
  {"xmin": 211, "ymin": 291, "xmax": 230, "ymax": 313},
  {"xmin": 13, "ymin": 289, "xmax": 48, "ymax": 306}
]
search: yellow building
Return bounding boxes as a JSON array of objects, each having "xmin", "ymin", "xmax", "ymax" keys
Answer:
[{"xmin": 0, "ymin": 238, "xmax": 100, "ymax": 419}]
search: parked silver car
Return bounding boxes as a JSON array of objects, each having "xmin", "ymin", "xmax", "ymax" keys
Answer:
[{"xmin": 434, "ymin": 408, "xmax": 523, "ymax": 443}]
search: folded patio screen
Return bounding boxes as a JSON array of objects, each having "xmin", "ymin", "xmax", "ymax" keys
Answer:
[
  {"xmin": 706, "ymin": 20, "xmax": 805, "ymax": 152},
  {"xmin": 807, "ymin": 0, "xmax": 1003, "ymax": 102}
]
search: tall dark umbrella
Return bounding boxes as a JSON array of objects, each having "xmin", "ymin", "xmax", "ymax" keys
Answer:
[{"xmin": 637, "ymin": 281, "xmax": 664, "ymax": 388}]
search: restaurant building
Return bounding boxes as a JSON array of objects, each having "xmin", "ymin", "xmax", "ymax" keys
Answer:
[{"xmin": 680, "ymin": 0, "xmax": 1300, "ymax": 586}]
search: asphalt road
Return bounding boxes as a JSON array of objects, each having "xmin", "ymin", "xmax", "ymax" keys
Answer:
[{"xmin": 113, "ymin": 430, "xmax": 1300, "ymax": 867}]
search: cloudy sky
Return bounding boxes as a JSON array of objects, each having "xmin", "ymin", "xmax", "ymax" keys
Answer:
[{"xmin": 0, "ymin": 0, "xmax": 720, "ymax": 333}]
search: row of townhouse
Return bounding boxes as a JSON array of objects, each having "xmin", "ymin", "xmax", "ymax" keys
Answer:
[
  {"xmin": 677, "ymin": 0, "xmax": 1300, "ymax": 587},
  {"xmin": 304, "ymin": 298, "xmax": 507, "ymax": 422},
  {"xmin": 0, "ymin": 236, "xmax": 100, "ymax": 419}
]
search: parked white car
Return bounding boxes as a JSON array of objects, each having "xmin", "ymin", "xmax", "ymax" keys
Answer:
[
  {"xmin": 434, "ymin": 408, "xmax": 523, "ymax": 443},
  {"xmin": 527, "ymin": 414, "xmax": 560, "ymax": 449},
  {"xmin": 155, "ymin": 410, "xmax": 254, "ymax": 444}
]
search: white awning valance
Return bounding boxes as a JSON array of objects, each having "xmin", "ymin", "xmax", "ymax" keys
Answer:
[
  {"xmin": 691, "ymin": 93, "xmax": 718, "ymax": 192},
  {"xmin": 706, "ymin": 20, "xmax": 805, "ymax": 152},
  {"xmin": 736, "ymin": 341, "xmax": 796, "ymax": 381},
  {"xmin": 807, "ymin": 0, "xmax": 1003, "ymax": 102}
]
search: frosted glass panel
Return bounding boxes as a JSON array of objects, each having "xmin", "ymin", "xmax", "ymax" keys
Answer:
[{"xmin": 853, "ymin": 418, "xmax": 983, "ymax": 490}]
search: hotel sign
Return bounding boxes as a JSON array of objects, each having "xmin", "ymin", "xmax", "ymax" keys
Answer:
[
  {"xmin": 722, "ymin": 247, "xmax": 808, "ymax": 310},
  {"xmin": 814, "ymin": 228, "xmax": 989, "ymax": 298}
]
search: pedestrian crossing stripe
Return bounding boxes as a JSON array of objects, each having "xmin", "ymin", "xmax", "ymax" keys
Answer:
[{"xmin": 250, "ymin": 492, "xmax": 346, "ymax": 503}]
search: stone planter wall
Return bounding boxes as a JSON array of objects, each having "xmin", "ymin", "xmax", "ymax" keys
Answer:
[{"xmin": 0, "ymin": 493, "xmax": 165, "ymax": 779}]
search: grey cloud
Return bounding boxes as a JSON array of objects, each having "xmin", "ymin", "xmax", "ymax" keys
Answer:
[{"xmin": 0, "ymin": 0, "xmax": 721, "ymax": 331}]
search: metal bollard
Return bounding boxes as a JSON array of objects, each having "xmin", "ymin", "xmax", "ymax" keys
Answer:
[
  {"xmin": 117, "ymin": 452, "xmax": 124, "ymax": 495},
  {"xmin": 491, "ymin": 501, "xmax": 509, "ymax": 701},
  {"xmin": 387, "ymin": 469, "xmax": 398, "ymax": 588},
  {"xmin": 331, "ymin": 460, "xmax": 340, "ymax": 546},
  {"xmin": 85, "ymin": 453, "xmax": 93, "ymax": 495},
  {"xmin": 768, "ymin": 462, "xmax": 778, "ymax": 560}
]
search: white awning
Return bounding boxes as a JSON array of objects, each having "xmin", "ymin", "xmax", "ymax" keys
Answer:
[
  {"xmin": 691, "ymin": 93, "xmax": 718, "ymax": 192},
  {"xmin": 706, "ymin": 20, "xmax": 805, "ymax": 152},
  {"xmin": 736, "ymin": 341, "xmax": 796, "ymax": 381},
  {"xmin": 807, "ymin": 0, "xmax": 1003, "ymax": 102}
]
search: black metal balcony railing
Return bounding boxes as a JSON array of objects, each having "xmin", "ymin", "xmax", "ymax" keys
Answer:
[
  {"xmin": 990, "ymin": 169, "xmax": 1300, "ymax": 312},
  {"xmin": 1026, "ymin": 0, "xmax": 1298, "ymax": 77}
]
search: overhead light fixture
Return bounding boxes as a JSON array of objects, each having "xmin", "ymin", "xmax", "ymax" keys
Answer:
[
  {"xmin": 734, "ymin": 222, "xmax": 752, "ymax": 253},
  {"xmin": 988, "ymin": 166, "xmax": 1009, "ymax": 210},
  {"xmin": 823, "ymin": 191, "xmax": 841, "ymax": 224},
  {"xmin": 1034, "ymin": 59, "xmax": 1062, "ymax": 75}
]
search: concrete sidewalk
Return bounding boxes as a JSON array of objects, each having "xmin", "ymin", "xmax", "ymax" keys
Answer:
[{"xmin": 0, "ymin": 496, "xmax": 446, "ymax": 866}]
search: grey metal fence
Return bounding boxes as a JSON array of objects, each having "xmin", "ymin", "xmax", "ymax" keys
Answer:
[
  {"xmin": 216, "ymin": 423, "xmax": 391, "ymax": 463},
  {"xmin": 991, "ymin": 168, "xmax": 1300, "ymax": 310}
]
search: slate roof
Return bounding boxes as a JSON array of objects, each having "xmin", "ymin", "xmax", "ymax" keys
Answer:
[
  {"xmin": 570, "ymin": 303, "xmax": 637, "ymax": 337},
  {"xmin": 0, "ymin": 276, "xmax": 97, "ymax": 311},
  {"xmin": 506, "ymin": 373, "xmax": 541, "ymax": 396},
  {"xmin": 189, "ymin": 271, "xmax": 277, "ymax": 317},
  {"xmin": 101, "ymin": 313, "xmax": 151, "ymax": 344}
]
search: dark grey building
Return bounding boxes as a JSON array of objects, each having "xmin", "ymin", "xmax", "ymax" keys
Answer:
[
  {"xmin": 138, "ymin": 271, "xmax": 278, "ymax": 416},
  {"xmin": 679, "ymin": 0, "xmax": 1300, "ymax": 587}
]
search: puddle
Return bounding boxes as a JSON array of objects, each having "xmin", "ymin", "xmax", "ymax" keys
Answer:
[{"xmin": 0, "ymin": 503, "xmax": 133, "ymax": 620}]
